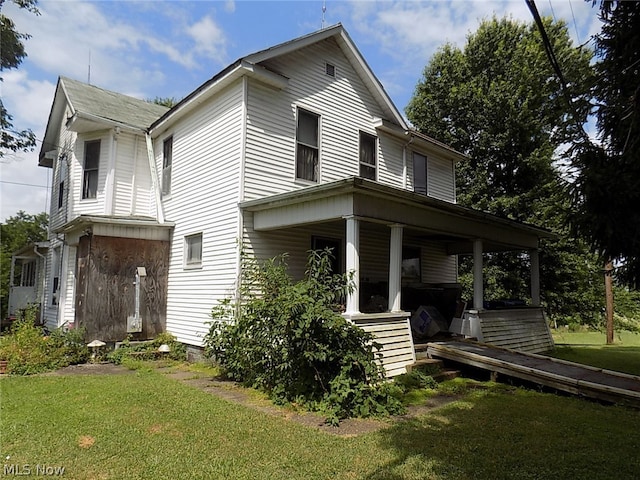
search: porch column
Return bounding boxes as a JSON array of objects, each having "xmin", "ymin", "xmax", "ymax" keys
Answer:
[
  {"xmin": 344, "ymin": 215, "xmax": 360, "ymax": 315},
  {"xmin": 530, "ymin": 248, "xmax": 541, "ymax": 307},
  {"xmin": 473, "ymin": 239, "xmax": 484, "ymax": 310},
  {"xmin": 388, "ymin": 224, "xmax": 404, "ymax": 312}
]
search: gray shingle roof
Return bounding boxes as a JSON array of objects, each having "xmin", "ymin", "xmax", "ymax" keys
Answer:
[{"xmin": 61, "ymin": 76, "xmax": 169, "ymax": 130}]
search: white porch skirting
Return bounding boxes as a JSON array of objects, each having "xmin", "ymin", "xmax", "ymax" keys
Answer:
[{"xmin": 344, "ymin": 312, "xmax": 415, "ymax": 378}]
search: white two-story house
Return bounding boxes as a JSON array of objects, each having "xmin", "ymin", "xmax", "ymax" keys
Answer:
[{"xmin": 33, "ymin": 24, "xmax": 553, "ymax": 375}]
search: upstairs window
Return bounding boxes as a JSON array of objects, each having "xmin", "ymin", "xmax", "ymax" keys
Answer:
[
  {"xmin": 296, "ymin": 108, "xmax": 319, "ymax": 182},
  {"xmin": 359, "ymin": 132, "xmax": 377, "ymax": 180},
  {"xmin": 185, "ymin": 233, "xmax": 203, "ymax": 268},
  {"xmin": 413, "ymin": 152, "xmax": 427, "ymax": 195},
  {"xmin": 58, "ymin": 154, "xmax": 67, "ymax": 209},
  {"xmin": 82, "ymin": 140, "xmax": 100, "ymax": 199},
  {"xmin": 162, "ymin": 136, "xmax": 173, "ymax": 197}
]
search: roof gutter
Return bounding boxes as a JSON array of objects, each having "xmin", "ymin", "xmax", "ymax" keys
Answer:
[{"xmin": 65, "ymin": 111, "xmax": 146, "ymax": 134}]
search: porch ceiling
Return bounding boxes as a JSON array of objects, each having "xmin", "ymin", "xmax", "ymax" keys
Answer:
[{"xmin": 240, "ymin": 177, "xmax": 555, "ymax": 253}]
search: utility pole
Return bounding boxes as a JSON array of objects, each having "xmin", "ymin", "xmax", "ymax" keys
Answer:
[{"xmin": 604, "ymin": 259, "xmax": 614, "ymax": 344}]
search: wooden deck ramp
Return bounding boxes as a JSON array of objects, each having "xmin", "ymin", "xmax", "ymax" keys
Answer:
[{"xmin": 427, "ymin": 340, "xmax": 640, "ymax": 407}]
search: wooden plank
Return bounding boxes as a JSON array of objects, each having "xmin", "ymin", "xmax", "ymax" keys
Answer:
[{"xmin": 427, "ymin": 341, "xmax": 640, "ymax": 406}]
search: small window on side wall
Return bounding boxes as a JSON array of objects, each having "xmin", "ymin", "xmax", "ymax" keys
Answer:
[
  {"xmin": 162, "ymin": 136, "xmax": 173, "ymax": 197},
  {"xmin": 82, "ymin": 140, "xmax": 100, "ymax": 199},
  {"xmin": 359, "ymin": 132, "xmax": 376, "ymax": 180},
  {"xmin": 413, "ymin": 152, "xmax": 427, "ymax": 195},
  {"xmin": 185, "ymin": 233, "xmax": 203, "ymax": 268}
]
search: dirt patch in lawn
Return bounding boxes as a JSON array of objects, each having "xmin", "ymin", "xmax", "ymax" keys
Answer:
[
  {"xmin": 160, "ymin": 368, "xmax": 462, "ymax": 437},
  {"xmin": 45, "ymin": 363, "xmax": 135, "ymax": 376}
]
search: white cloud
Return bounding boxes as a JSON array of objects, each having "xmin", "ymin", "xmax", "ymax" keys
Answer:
[{"xmin": 187, "ymin": 15, "xmax": 227, "ymax": 63}]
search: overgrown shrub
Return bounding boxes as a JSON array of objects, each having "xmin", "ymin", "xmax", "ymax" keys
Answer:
[
  {"xmin": 204, "ymin": 250, "xmax": 405, "ymax": 424},
  {"xmin": 0, "ymin": 307, "xmax": 89, "ymax": 374},
  {"xmin": 108, "ymin": 332, "xmax": 186, "ymax": 364}
]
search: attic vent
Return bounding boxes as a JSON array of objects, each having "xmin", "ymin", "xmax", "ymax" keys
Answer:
[{"xmin": 325, "ymin": 62, "xmax": 336, "ymax": 77}]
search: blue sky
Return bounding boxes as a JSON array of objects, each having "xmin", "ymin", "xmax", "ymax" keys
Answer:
[{"xmin": 1, "ymin": 0, "xmax": 601, "ymax": 221}]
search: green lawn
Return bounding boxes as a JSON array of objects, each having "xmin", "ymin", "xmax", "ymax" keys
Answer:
[
  {"xmin": 550, "ymin": 330, "xmax": 640, "ymax": 376},
  {"xmin": 2, "ymin": 365, "xmax": 640, "ymax": 479}
]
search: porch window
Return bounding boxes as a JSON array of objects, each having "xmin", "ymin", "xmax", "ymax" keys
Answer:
[
  {"xmin": 162, "ymin": 136, "xmax": 173, "ymax": 197},
  {"xmin": 185, "ymin": 233, "xmax": 203, "ymax": 268},
  {"xmin": 312, "ymin": 236, "xmax": 342, "ymax": 274},
  {"xmin": 296, "ymin": 108, "xmax": 319, "ymax": 182},
  {"xmin": 402, "ymin": 246, "xmax": 421, "ymax": 281},
  {"xmin": 82, "ymin": 140, "xmax": 100, "ymax": 199},
  {"xmin": 359, "ymin": 132, "xmax": 377, "ymax": 180},
  {"xmin": 413, "ymin": 152, "xmax": 427, "ymax": 195},
  {"xmin": 18, "ymin": 260, "xmax": 36, "ymax": 287}
]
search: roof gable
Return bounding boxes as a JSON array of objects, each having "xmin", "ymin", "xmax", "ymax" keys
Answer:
[
  {"xmin": 150, "ymin": 24, "xmax": 408, "ymax": 133},
  {"xmin": 39, "ymin": 77, "xmax": 168, "ymax": 166},
  {"xmin": 245, "ymin": 24, "xmax": 407, "ymax": 129}
]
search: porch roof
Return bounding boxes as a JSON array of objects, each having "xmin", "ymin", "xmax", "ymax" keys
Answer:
[{"xmin": 240, "ymin": 177, "xmax": 555, "ymax": 253}]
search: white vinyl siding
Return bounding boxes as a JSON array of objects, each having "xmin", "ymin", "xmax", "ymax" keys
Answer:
[
  {"xmin": 160, "ymin": 83, "xmax": 243, "ymax": 346},
  {"xmin": 243, "ymin": 37, "xmax": 403, "ymax": 200},
  {"xmin": 428, "ymin": 156, "xmax": 456, "ymax": 203}
]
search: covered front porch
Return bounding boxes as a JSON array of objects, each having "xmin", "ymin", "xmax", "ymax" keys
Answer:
[{"xmin": 241, "ymin": 177, "xmax": 555, "ymax": 376}]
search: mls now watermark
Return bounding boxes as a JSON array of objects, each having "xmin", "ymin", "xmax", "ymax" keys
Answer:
[{"xmin": 3, "ymin": 464, "xmax": 65, "ymax": 476}]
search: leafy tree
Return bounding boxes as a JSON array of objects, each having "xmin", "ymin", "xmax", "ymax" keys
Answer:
[
  {"xmin": 150, "ymin": 96, "xmax": 180, "ymax": 108},
  {"xmin": 204, "ymin": 250, "xmax": 404, "ymax": 424},
  {"xmin": 0, "ymin": 211, "xmax": 48, "ymax": 318},
  {"xmin": 0, "ymin": 0, "xmax": 40, "ymax": 157},
  {"xmin": 406, "ymin": 16, "xmax": 602, "ymax": 324},
  {"xmin": 570, "ymin": 1, "xmax": 640, "ymax": 287}
]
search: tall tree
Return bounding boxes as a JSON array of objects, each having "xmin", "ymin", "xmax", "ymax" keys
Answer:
[
  {"xmin": 406, "ymin": 16, "xmax": 602, "ymax": 323},
  {"xmin": 571, "ymin": 1, "xmax": 640, "ymax": 288},
  {"xmin": 0, "ymin": 211, "xmax": 48, "ymax": 318},
  {"xmin": 0, "ymin": 0, "xmax": 40, "ymax": 157}
]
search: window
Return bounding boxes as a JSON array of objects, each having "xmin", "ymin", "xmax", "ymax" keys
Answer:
[
  {"xmin": 185, "ymin": 233, "xmax": 203, "ymax": 268},
  {"xmin": 312, "ymin": 236, "xmax": 342, "ymax": 274},
  {"xmin": 162, "ymin": 136, "xmax": 173, "ymax": 197},
  {"xmin": 402, "ymin": 246, "xmax": 421, "ymax": 281},
  {"xmin": 57, "ymin": 155, "xmax": 67, "ymax": 209},
  {"xmin": 413, "ymin": 152, "xmax": 427, "ymax": 195},
  {"xmin": 359, "ymin": 132, "xmax": 377, "ymax": 180},
  {"xmin": 18, "ymin": 260, "xmax": 36, "ymax": 287},
  {"xmin": 82, "ymin": 140, "xmax": 100, "ymax": 199},
  {"xmin": 296, "ymin": 109, "xmax": 319, "ymax": 182},
  {"xmin": 52, "ymin": 247, "xmax": 62, "ymax": 305}
]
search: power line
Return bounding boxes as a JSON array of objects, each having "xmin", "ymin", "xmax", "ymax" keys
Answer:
[{"xmin": 0, "ymin": 180, "xmax": 49, "ymax": 189}]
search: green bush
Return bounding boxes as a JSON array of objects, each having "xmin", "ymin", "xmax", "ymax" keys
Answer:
[
  {"xmin": 0, "ymin": 308, "xmax": 89, "ymax": 375},
  {"xmin": 204, "ymin": 250, "xmax": 405, "ymax": 424},
  {"xmin": 108, "ymin": 332, "xmax": 186, "ymax": 364}
]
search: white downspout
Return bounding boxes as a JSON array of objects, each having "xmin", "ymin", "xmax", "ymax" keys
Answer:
[
  {"xmin": 129, "ymin": 135, "xmax": 139, "ymax": 215},
  {"xmin": 235, "ymin": 76, "xmax": 249, "ymax": 310},
  {"xmin": 105, "ymin": 127, "xmax": 119, "ymax": 215},
  {"xmin": 145, "ymin": 133, "xmax": 165, "ymax": 224},
  {"xmin": 401, "ymin": 136, "xmax": 414, "ymax": 190}
]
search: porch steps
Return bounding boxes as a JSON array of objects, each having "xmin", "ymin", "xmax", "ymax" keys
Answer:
[{"xmin": 406, "ymin": 355, "xmax": 460, "ymax": 382}]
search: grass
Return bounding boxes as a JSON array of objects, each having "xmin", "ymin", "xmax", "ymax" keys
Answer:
[
  {"xmin": 2, "ymin": 362, "xmax": 640, "ymax": 479},
  {"xmin": 550, "ymin": 330, "xmax": 640, "ymax": 376}
]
